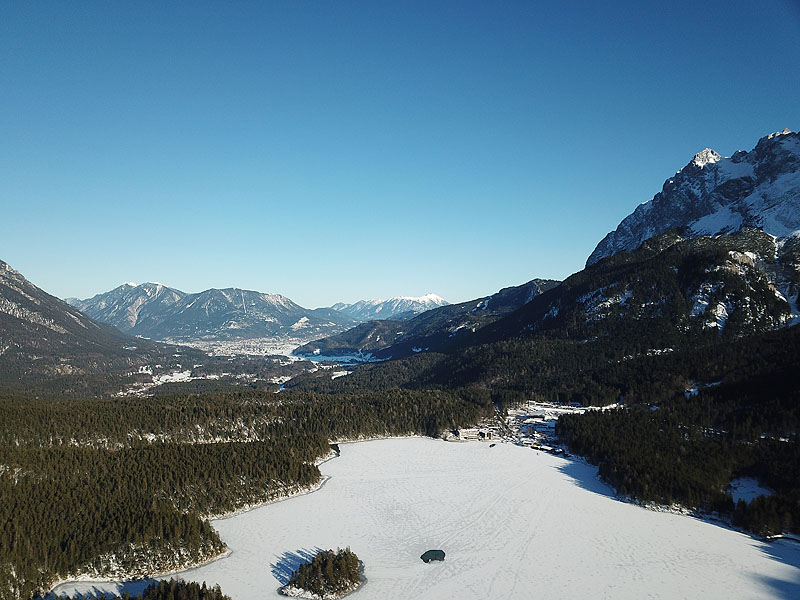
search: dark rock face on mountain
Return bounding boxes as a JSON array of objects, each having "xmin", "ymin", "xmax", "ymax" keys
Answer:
[
  {"xmin": 69, "ymin": 283, "xmax": 357, "ymax": 343},
  {"xmin": 293, "ymin": 278, "xmax": 559, "ymax": 359},
  {"xmin": 331, "ymin": 293, "xmax": 449, "ymax": 321},
  {"xmin": 0, "ymin": 260, "xmax": 187, "ymax": 394},
  {"xmin": 0, "ymin": 260, "xmax": 130, "ymax": 353},
  {"xmin": 588, "ymin": 129, "xmax": 800, "ymax": 267}
]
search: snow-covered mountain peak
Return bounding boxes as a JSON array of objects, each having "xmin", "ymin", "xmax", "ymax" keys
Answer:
[
  {"xmin": 767, "ymin": 127, "xmax": 794, "ymax": 140},
  {"xmin": 588, "ymin": 129, "xmax": 800, "ymax": 267},
  {"xmin": 391, "ymin": 293, "xmax": 446, "ymax": 304},
  {"xmin": 332, "ymin": 293, "xmax": 449, "ymax": 321},
  {"xmin": 420, "ymin": 292, "xmax": 446, "ymax": 302},
  {"xmin": 691, "ymin": 148, "xmax": 722, "ymax": 168}
]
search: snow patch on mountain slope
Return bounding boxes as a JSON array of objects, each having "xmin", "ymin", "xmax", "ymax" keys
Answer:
[
  {"xmin": 728, "ymin": 477, "xmax": 775, "ymax": 504},
  {"xmin": 579, "ymin": 287, "xmax": 633, "ymax": 320},
  {"xmin": 690, "ymin": 205, "xmax": 744, "ymax": 236},
  {"xmin": 290, "ymin": 317, "xmax": 310, "ymax": 331},
  {"xmin": 706, "ymin": 302, "xmax": 731, "ymax": 331},
  {"xmin": 743, "ymin": 168, "xmax": 800, "ymax": 238}
]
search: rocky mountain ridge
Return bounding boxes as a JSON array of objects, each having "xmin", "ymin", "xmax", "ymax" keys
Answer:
[
  {"xmin": 0, "ymin": 259, "xmax": 195, "ymax": 394},
  {"xmin": 292, "ymin": 228, "xmax": 799, "ymax": 395},
  {"xmin": 588, "ymin": 128, "xmax": 800, "ymax": 266}
]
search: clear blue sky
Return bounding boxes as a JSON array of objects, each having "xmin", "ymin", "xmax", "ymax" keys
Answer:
[{"xmin": 2, "ymin": 1, "xmax": 799, "ymax": 307}]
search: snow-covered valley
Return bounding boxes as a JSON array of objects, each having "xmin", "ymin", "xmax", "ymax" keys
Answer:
[{"xmin": 52, "ymin": 438, "xmax": 800, "ymax": 599}]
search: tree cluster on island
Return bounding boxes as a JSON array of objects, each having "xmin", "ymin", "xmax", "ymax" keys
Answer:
[{"xmin": 282, "ymin": 548, "xmax": 361, "ymax": 599}]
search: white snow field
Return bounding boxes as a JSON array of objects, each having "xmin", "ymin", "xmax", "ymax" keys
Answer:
[{"xmin": 54, "ymin": 438, "xmax": 800, "ymax": 599}]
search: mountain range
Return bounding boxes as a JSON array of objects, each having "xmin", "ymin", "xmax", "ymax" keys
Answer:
[
  {"xmin": 67, "ymin": 283, "xmax": 359, "ymax": 344},
  {"xmin": 0, "ymin": 260, "xmax": 195, "ymax": 395},
  {"xmin": 3, "ymin": 128, "xmax": 797, "ymax": 389},
  {"xmin": 294, "ymin": 129, "xmax": 799, "ymax": 362},
  {"xmin": 66, "ymin": 286, "xmax": 451, "ymax": 347}
]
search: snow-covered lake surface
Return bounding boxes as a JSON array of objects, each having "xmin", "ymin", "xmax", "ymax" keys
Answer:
[{"xmin": 53, "ymin": 438, "xmax": 800, "ymax": 599}]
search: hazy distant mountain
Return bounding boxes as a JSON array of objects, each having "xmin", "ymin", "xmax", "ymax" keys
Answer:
[
  {"xmin": 68, "ymin": 283, "xmax": 358, "ymax": 343},
  {"xmin": 331, "ymin": 293, "xmax": 449, "ymax": 321},
  {"xmin": 294, "ymin": 278, "xmax": 559, "ymax": 359},
  {"xmin": 588, "ymin": 128, "xmax": 800, "ymax": 266}
]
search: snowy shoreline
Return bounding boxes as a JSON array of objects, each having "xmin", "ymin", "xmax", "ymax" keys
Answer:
[
  {"xmin": 45, "ymin": 548, "xmax": 233, "ymax": 599},
  {"xmin": 47, "ymin": 451, "xmax": 345, "ymax": 597},
  {"xmin": 48, "ymin": 436, "xmax": 418, "ymax": 596}
]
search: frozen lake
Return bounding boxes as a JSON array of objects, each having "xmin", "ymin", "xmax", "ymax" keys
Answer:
[{"xmin": 54, "ymin": 438, "xmax": 800, "ymax": 599}]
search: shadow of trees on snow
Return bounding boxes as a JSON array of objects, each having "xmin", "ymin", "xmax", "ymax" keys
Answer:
[
  {"xmin": 46, "ymin": 579, "xmax": 159, "ymax": 600},
  {"xmin": 554, "ymin": 458, "xmax": 615, "ymax": 498},
  {"xmin": 753, "ymin": 538, "xmax": 800, "ymax": 599},
  {"xmin": 270, "ymin": 547, "xmax": 324, "ymax": 585}
]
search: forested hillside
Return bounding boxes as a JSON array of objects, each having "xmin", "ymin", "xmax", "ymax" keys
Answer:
[{"xmin": 292, "ymin": 228, "xmax": 799, "ymax": 399}]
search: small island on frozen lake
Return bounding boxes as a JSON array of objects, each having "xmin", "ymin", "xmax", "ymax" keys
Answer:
[{"xmin": 279, "ymin": 548, "xmax": 362, "ymax": 599}]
